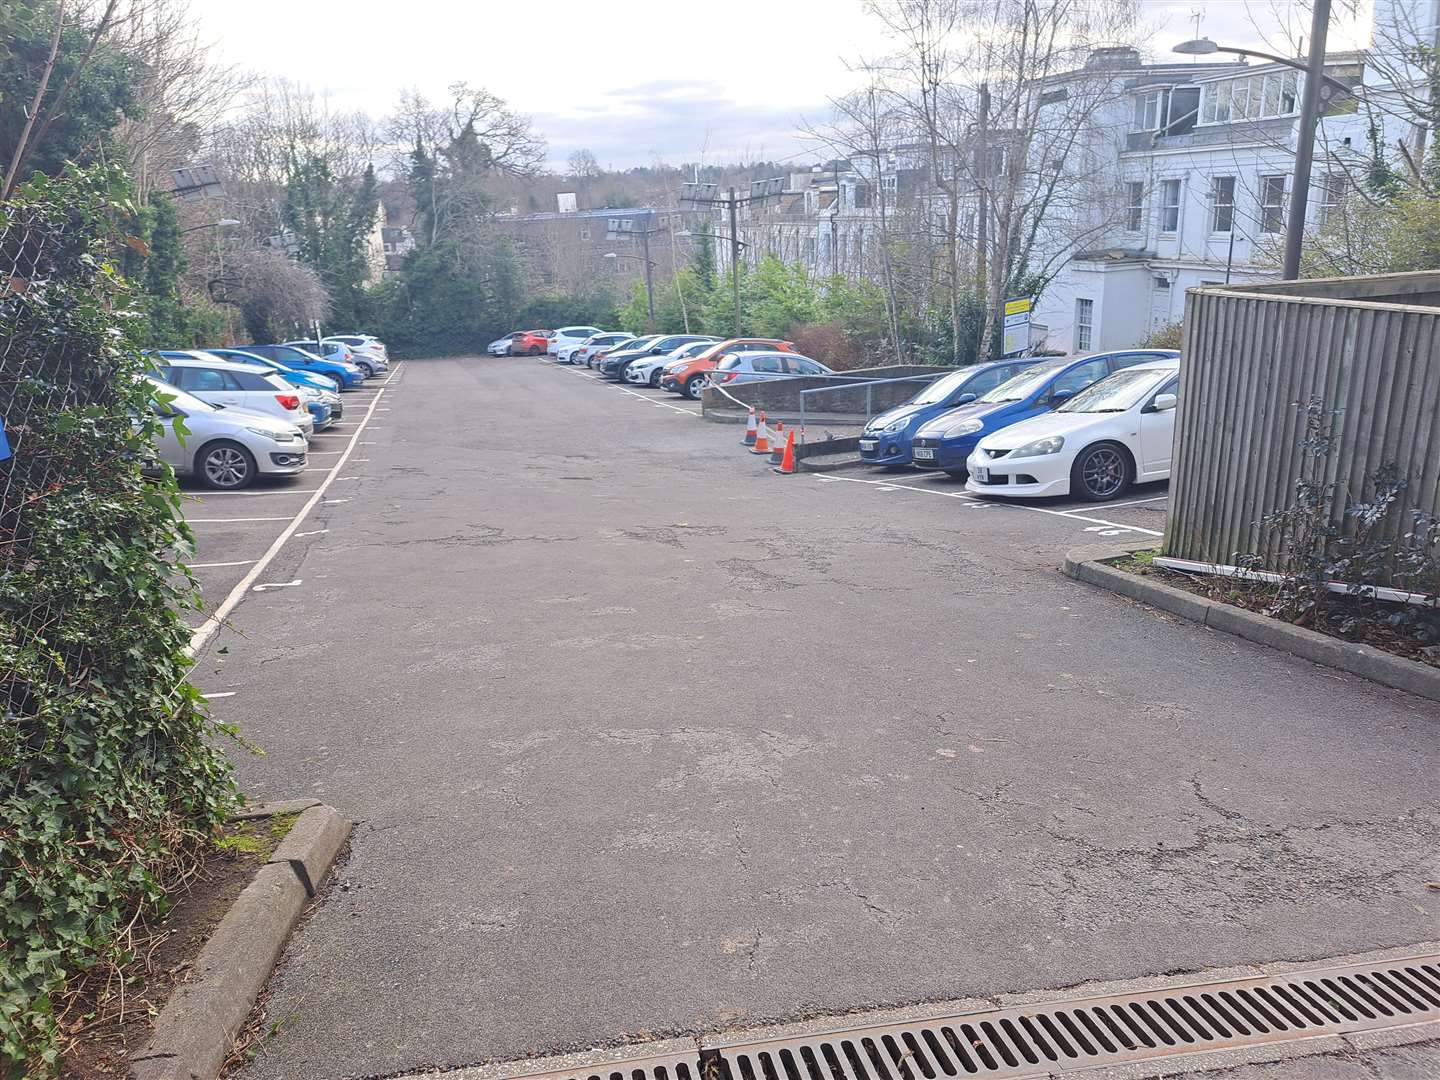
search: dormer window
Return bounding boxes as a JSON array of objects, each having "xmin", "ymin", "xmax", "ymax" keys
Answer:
[{"xmin": 1200, "ymin": 70, "xmax": 1301, "ymax": 124}]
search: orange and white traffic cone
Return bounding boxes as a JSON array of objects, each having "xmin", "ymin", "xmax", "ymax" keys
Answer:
[
  {"xmin": 742, "ymin": 408, "xmax": 757, "ymax": 446},
  {"xmin": 751, "ymin": 412, "xmax": 770, "ymax": 455},
  {"xmin": 772, "ymin": 429, "xmax": 797, "ymax": 474},
  {"xmin": 769, "ymin": 423, "xmax": 787, "ymax": 465}
]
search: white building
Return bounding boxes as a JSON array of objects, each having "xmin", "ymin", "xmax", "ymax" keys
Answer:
[{"xmin": 1035, "ymin": 0, "xmax": 1430, "ymax": 354}]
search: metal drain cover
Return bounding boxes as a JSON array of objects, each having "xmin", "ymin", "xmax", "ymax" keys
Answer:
[{"xmin": 476, "ymin": 953, "xmax": 1440, "ymax": 1080}]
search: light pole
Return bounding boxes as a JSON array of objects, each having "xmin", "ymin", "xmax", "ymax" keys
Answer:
[
  {"xmin": 603, "ymin": 251, "xmax": 656, "ymax": 328},
  {"xmin": 1173, "ymin": 6, "xmax": 1350, "ymax": 280},
  {"xmin": 181, "ymin": 217, "xmax": 240, "ymax": 234},
  {"xmin": 679, "ymin": 179, "xmax": 785, "ymax": 335}
]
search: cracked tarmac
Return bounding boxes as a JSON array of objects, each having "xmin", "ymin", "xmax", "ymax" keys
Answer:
[{"xmin": 197, "ymin": 357, "xmax": 1440, "ymax": 1080}]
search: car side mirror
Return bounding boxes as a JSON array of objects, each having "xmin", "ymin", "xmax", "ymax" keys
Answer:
[
  {"xmin": 1050, "ymin": 388, "xmax": 1075, "ymax": 403},
  {"xmin": 649, "ymin": 346, "xmax": 664, "ymax": 354},
  {"xmin": 952, "ymin": 392, "xmax": 977, "ymax": 406},
  {"xmin": 1150, "ymin": 392, "xmax": 1178, "ymax": 412}
]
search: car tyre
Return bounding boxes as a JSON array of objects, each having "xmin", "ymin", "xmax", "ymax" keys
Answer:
[
  {"xmin": 1071, "ymin": 441, "xmax": 1134, "ymax": 501},
  {"xmin": 528, "ymin": 345, "xmax": 542, "ymax": 356},
  {"xmin": 648, "ymin": 369, "xmax": 662, "ymax": 387},
  {"xmin": 357, "ymin": 362, "xmax": 375, "ymax": 378},
  {"xmin": 328, "ymin": 374, "xmax": 346, "ymax": 392},
  {"xmin": 683, "ymin": 374, "xmax": 706, "ymax": 400},
  {"xmin": 197, "ymin": 440, "xmax": 257, "ymax": 490}
]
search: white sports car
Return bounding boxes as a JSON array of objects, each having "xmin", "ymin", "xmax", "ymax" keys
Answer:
[{"xmin": 964, "ymin": 358, "xmax": 1179, "ymax": 501}]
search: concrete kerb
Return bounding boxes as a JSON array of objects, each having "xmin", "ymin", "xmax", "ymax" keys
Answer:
[
  {"xmin": 130, "ymin": 802, "xmax": 352, "ymax": 1080},
  {"xmin": 1063, "ymin": 544, "xmax": 1440, "ymax": 703}
]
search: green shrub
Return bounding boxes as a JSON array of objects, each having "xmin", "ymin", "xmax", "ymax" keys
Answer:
[{"xmin": 0, "ymin": 167, "xmax": 235, "ymax": 1074}]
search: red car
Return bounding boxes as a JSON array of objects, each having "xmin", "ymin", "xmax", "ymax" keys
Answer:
[
  {"xmin": 510, "ymin": 330, "xmax": 553, "ymax": 356},
  {"xmin": 659, "ymin": 338, "xmax": 796, "ymax": 399}
]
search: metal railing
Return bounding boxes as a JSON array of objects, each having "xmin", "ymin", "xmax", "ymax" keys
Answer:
[{"xmin": 797, "ymin": 373, "xmax": 946, "ymax": 438}]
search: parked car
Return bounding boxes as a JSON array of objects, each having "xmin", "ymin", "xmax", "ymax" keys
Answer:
[
  {"xmin": 148, "ymin": 352, "xmax": 315, "ymax": 437},
  {"xmin": 324, "ymin": 334, "xmax": 389, "ymax": 364},
  {"xmin": 600, "ymin": 334, "xmax": 718, "ymax": 382},
  {"xmin": 625, "ymin": 338, "xmax": 719, "ymax": 386},
  {"xmin": 510, "ymin": 330, "xmax": 553, "ymax": 356},
  {"xmin": 144, "ymin": 376, "xmax": 308, "ymax": 490},
  {"xmin": 186, "ymin": 349, "xmax": 342, "ymax": 430},
  {"xmin": 589, "ymin": 333, "xmax": 656, "ymax": 369},
  {"xmin": 575, "ymin": 332, "xmax": 636, "ymax": 368},
  {"xmin": 910, "ymin": 349, "xmax": 1179, "ymax": 477},
  {"xmin": 550, "ymin": 325, "xmax": 606, "ymax": 359},
  {"xmin": 488, "ymin": 332, "xmax": 524, "ymax": 356},
  {"xmin": 966, "ymin": 358, "xmax": 1180, "ymax": 501},
  {"xmin": 236, "ymin": 343, "xmax": 365, "ymax": 390},
  {"xmin": 859, "ymin": 360, "xmax": 1036, "ymax": 467},
  {"xmin": 711, "ymin": 351, "xmax": 832, "ymax": 385},
  {"xmin": 659, "ymin": 338, "xmax": 796, "ymax": 399},
  {"xmin": 285, "ymin": 339, "xmax": 383, "ymax": 378}
]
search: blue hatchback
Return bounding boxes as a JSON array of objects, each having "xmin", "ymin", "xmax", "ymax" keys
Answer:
[
  {"xmin": 859, "ymin": 359, "xmax": 1036, "ymax": 467},
  {"xmin": 235, "ymin": 343, "xmax": 364, "ymax": 389},
  {"xmin": 910, "ymin": 349, "xmax": 1180, "ymax": 476}
]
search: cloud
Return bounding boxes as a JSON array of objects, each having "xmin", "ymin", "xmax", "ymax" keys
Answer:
[{"xmin": 536, "ymin": 87, "xmax": 829, "ymax": 170}]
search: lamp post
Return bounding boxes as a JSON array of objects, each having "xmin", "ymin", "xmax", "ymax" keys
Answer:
[
  {"xmin": 674, "ymin": 227, "xmax": 751, "ymax": 333},
  {"xmin": 1172, "ymin": 1, "xmax": 1347, "ymax": 280},
  {"xmin": 181, "ymin": 217, "xmax": 241, "ymax": 234},
  {"xmin": 604, "ymin": 251, "xmax": 657, "ymax": 329}
]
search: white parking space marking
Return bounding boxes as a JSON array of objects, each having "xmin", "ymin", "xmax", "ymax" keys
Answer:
[
  {"xmin": 295, "ymin": 529, "xmax": 328, "ymax": 537},
  {"xmin": 189, "ymin": 560, "xmax": 258, "ymax": 569},
  {"xmin": 195, "ymin": 488, "xmax": 324, "ymax": 497},
  {"xmin": 814, "ymin": 473, "xmax": 1163, "ymax": 537},
  {"xmin": 252, "ymin": 580, "xmax": 302, "ymax": 592},
  {"xmin": 322, "ymin": 498, "xmax": 351, "ymax": 505},
  {"xmin": 1057, "ymin": 494, "xmax": 1168, "ymax": 511},
  {"xmin": 201, "ymin": 691, "xmax": 237, "ymax": 700},
  {"xmin": 189, "ymin": 516, "xmax": 295, "ymax": 523},
  {"xmin": 184, "ymin": 384, "xmax": 388, "ymax": 658}
]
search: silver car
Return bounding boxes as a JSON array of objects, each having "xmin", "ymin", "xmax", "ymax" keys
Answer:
[{"xmin": 144, "ymin": 377, "xmax": 309, "ymax": 489}]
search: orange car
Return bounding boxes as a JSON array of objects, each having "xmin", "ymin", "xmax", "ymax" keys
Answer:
[
  {"xmin": 658, "ymin": 338, "xmax": 796, "ymax": 399},
  {"xmin": 509, "ymin": 329, "xmax": 553, "ymax": 356}
]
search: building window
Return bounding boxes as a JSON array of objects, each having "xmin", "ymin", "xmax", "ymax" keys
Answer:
[
  {"xmin": 1210, "ymin": 176, "xmax": 1236, "ymax": 233},
  {"xmin": 1075, "ymin": 298, "xmax": 1094, "ymax": 352},
  {"xmin": 1133, "ymin": 91, "xmax": 1165, "ymax": 131},
  {"xmin": 1317, "ymin": 173, "xmax": 1346, "ymax": 224},
  {"xmin": 1153, "ymin": 275, "xmax": 1171, "ymax": 290},
  {"xmin": 1259, "ymin": 174, "xmax": 1287, "ymax": 233},
  {"xmin": 1124, "ymin": 181, "xmax": 1145, "ymax": 231},
  {"xmin": 1159, "ymin": 178, "xmax": 1181, "ymax": 233},
  {"xmin": 1201, "ymin": 70, "xmax": 1300, "ymax": 124},
  {"xmin": 579, "ymin": 228, "xmax": 591, "ymax": 241}
]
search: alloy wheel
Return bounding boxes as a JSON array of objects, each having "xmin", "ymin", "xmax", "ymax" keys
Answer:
[
  {"xmin": 1081, "ymin": 446, "xmax": 1127, "ymax": 499},
  {"xmin": 203, "ymin": 445, "xmax": 252, "ymax": 489}
]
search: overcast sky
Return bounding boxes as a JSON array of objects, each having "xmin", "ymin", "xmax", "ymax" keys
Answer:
[{"xmin": 192, "ymin": 0, "xmax": 1374, "ymax": 171}]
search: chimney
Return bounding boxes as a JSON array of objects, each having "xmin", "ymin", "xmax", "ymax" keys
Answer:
[{"xmin": 1086, "ymin": 46, "xmax": 1142, "ymax": 69}]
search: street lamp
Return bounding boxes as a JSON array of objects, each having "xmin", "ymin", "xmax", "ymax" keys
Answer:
[
  {"xmin": 604, "ymin": 251, "xmax": 657, "ymax": 328},
  {"xmin": 1173, "ymin": 0, "xmax": 1349, "ymax": 280},
  {"xmin": 181, "ymin": 217, "xmax": 240, "ymax": 234}
]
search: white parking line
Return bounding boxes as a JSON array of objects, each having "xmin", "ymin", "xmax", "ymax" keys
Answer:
[
  {"xmin": 201, "ymin": 691, "xmax": 237, "ymax": 700},
  {"xmin": 188, "ymin": 516, "xmax": 294, "ymax": 523},
  {"xmin": 193, "ymin": 488, "xmax": 324, "ymax": 497},
  {"xmin": 189, "ymin": 559, "xmax": 258, "ymax": 569},
  {"xmin": 814, "ymin": 474, "xmax": 1163, "ymax": 536},
  {"xmin": 185, "ymin": 385, "xmax": 387, "ymax": 658},
  {"xmin": 1057, "ymin": 494, "xmax": 1168, "ymax": 511}
]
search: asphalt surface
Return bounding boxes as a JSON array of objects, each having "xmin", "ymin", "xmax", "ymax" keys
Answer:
[{"xmin": 189, "ymin": 357, "xmax": 1440, "ymax": 1080}]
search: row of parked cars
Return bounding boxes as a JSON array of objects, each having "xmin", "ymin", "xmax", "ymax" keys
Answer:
[
  {"xmin": 488, "ymin": 327, "xmax": 834, "ymax": 399},
  {"xmin": 141, "ymin": 333, "xmax": 390, "ymax": 489},
  {"xmin": 859, "ymin": 348, "xmax": 1182, "ymax": 501}
]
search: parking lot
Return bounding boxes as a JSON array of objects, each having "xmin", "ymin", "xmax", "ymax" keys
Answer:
[{"xmin": 190, "ymin": 356, "xmax": 1439, "ymax": 1080}]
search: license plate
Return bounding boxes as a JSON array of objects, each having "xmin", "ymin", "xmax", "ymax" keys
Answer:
[
  {"xmin": 914, "ymin": 448, "xmax": 935, "ymax": 461},
  {"xmin": 974, "ymin": 466, "xmax": 990, "ymax": 482},
  {"xmin": 859, "ymin": 439, "xmax": 877, "ymax": 451}
]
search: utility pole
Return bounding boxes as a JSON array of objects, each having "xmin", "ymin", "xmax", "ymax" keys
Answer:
[
  {"xmin": 1284, "ymin": 0, "xmax": 1331, "ymax": 280},
  {"xmin": 678, "ymin": 178, "xmax": 785, "ymax": 337},
  {"xmin": 975, "ymin": 82, "xmax": 990, "ymax": 298},
  {"xmin": 640, "ymin": 219, "xmax": 656, "ymax": 328},
  {"xmin": 728, "ymin": 188, "xmax": 741, "ymax": 335}
]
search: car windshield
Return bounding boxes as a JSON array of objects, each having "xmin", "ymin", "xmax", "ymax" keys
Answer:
[
  {"xmin": 977, "ymin": 361, "xmax": 1064, "ymax": 404},
  {"xmin": 912, "ymin": 366, "xmax": 982, "ymax": 405},
  {"xmin": 624, "ymin": 336, "xmax": 659, "ymax": 351},
  {"xmin": 1058, "ymin": 367, "xmax": 1174, "ymax": 413},
  {"xmin": 148, "ymin": 379, "xmax": 215, "ymax": 414}
]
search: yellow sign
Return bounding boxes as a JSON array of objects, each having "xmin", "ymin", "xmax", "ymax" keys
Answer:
[{"xmin": 1004, "ymin": 297, "xmax": 1032, "ymax": 317}]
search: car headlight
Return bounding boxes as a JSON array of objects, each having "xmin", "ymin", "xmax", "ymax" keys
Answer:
[
  {"xmin": 940, "ymin": 417, "xmax": 984, "ymax": 438},
  {"xmin": 248, "ymin": 426, "xmax": 294, "ymax": 441},
  {"xmin": 881, "ymin": 419, "xmax": 907, "ymax": 434},
  {"xmin": 1012, "ymin": 435, "xmax": 1066, "ymax": 456}
]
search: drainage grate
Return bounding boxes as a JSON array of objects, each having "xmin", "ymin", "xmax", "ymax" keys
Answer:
[
  {"xmin": 487, "ymin": 954, "xmax": 1440, "ymax": 1080},
  {"xmin": 706, "ymin": 955, "xmax": 1440, "ymax": 1079}
]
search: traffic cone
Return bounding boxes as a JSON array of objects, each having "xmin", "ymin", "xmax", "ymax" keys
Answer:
[
  {"xmin": 742, "ymin": 409, "xmax": 758, "ymax": 446},
  {"xmin": 772, "ymin": 429, "xmax": 797, "ymax": 474},
  {"xmin": 769, "ymin": 423, "xmax": 787, "ymax": 464},
  {"xmin": 751, "ymin": 413, "xmax": 770, "ymax": 454}
]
